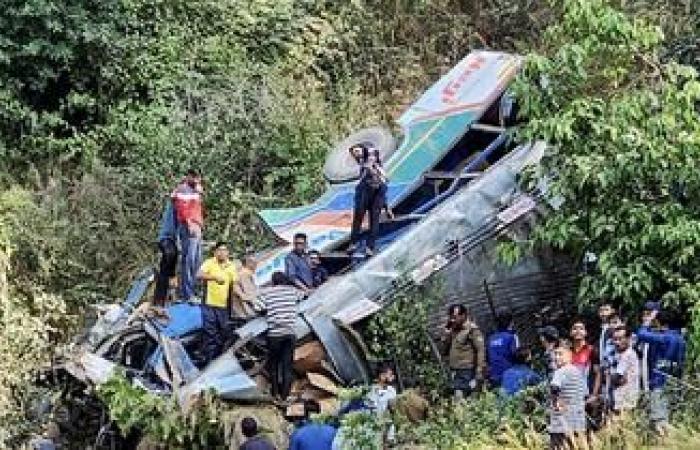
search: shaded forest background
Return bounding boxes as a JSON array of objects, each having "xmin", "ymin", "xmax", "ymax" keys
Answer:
[{"xmin": 0, "ymin": 0, "xmax": 698, "ymax": 445}]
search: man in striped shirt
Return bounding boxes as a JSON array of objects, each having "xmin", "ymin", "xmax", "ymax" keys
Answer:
[
  {"xmin": 549, "ymin": 342, "xmax": 587, "ymax": 450},
  {"xmin": 259, "ymin": 271, "xmax": 304, "ymax": 400}
]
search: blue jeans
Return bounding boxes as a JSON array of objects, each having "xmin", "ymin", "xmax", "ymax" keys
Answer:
[{"xmin": 178, "ymin": 225, "xmax": 202, "ymax": 301}]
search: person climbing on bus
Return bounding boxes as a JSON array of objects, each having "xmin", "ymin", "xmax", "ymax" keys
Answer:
[
  {"xmin": 285, "ymin": 233, "xmax": 313, "ymax": 294},
  {"xmin": 197, "ymin": 241, "xmax": 237, "ymax": 364},
  {"xmin": 172, "ymin": 168, "xmax": 204, "ymax": 302},
  {"xmin": 258, "ymin": 272, "xmax": 304, "ymax": 401},
  {"xmin": 308, "ymin": 250, "xmax": 328, "ymax": 287},
  {"xmin": 347, "ymin": 144, "xmax": 391, "ymax": 257},
  {"xmin": 154, "ymin": 195, "xmax": 179, "ymax": 306}
]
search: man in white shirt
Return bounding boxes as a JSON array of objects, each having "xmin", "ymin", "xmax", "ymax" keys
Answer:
[
  {"xmin": 333, "ymin": 363, "xmax": 398, "ymax": 450},
  {"xmin": 367, "ymin": 363, "xmax": 398, "ymax": 414},
  {"xmin": 610, "ymin": 325, "xmax": 640, "ymax": 413}
]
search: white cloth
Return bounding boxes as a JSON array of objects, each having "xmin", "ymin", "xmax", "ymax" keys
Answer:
[
  {"xmin": 612, "ymin": 347, "xmax": 640, "ymax": 410},
  {"xmin": 366, "ymin": 385, "xmax": 397, "ymax": 414}
]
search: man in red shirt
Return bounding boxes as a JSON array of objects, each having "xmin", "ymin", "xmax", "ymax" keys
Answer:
[
  {"xmin": 171, "ymin": 169, "xmax": 204, "ymax": 301},
  {"xmin": 570, "ymin": 319, "xmax": 603, "ymax": 429}
]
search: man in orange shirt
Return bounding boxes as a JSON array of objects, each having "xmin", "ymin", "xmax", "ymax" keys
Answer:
[{"xmin": 172, "ymin": 169, "xmax": 204, "ymax": 301}]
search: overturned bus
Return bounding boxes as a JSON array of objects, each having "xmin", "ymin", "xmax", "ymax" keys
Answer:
[{"xmin": 61, "ymin": 50, "xmax": 573, "ymax": 414}]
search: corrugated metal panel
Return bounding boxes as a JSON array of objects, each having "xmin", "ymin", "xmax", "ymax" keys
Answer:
[{"xmin": 430, "ymin": 259, "xmax": 579, "ymax": 346}]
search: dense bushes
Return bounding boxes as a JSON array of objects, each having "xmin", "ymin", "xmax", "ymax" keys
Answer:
[
  {"xmin": 512, "ymin": 0, "xmax": 700, "ymax": 330},
  {"xmin": 0, "ymin": 0, "xmax": 698, "ymax": 446}
]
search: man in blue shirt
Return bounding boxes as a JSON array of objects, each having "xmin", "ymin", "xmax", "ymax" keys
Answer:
[
  {"xmin": 308, "ymin": 250, "xmax": 329, "ymax": 287},
  {"xmin": 285, "ymin": 233, "xmax": 313, "ymax": 294},
  {"xmin": 637, "ymin": 309, "xmax": 686, "ymax": 435},
  {"xmin": 487, "ymin": 311, "xmax": 519, "ymax": 386},
  {"xmin": 154, "ymin": 199, "xmax": 179, "ymax": 305},
  {"xmin": 501, "ymin": 346, "xmax": 543, "ymax": 396},
  {"xmin": 289, "ymin": 400, "xmax": 336, "ymax": 450}
]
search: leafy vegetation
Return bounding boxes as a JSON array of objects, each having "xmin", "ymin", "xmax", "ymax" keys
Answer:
[
  {"xmin": 0, "ymin": 189, "xmax": 71, "ymax": 445},
  {"xmin": 97, "ymin": 374, "xmax": 226, "ymax": 449},
  {"xmin": 364, "ymin": 278, "xmax": 448, "ymax": 400},
  {"xmin": 511, "ymin": 0, "xmax": 700, "ymax": 329},
  {"xmin": 0, "ymin": 0, "xmax": 698, "ymax": 447}
]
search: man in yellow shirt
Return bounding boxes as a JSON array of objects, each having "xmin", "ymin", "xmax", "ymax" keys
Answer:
[{"xmin": 197, "ymin": 241, "xmax": 237, "ymax": 363}]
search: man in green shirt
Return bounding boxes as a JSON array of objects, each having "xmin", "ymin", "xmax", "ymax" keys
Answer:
[{"xmin": 441, "ymin": 304, "xmax": 486, "ymax": 399}]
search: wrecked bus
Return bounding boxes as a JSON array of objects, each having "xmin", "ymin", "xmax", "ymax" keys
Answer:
[{"xmin": 62, "ymin": 51, "xmax": 558, "ymax": 415}]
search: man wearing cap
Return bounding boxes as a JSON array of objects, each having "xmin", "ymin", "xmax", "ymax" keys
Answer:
[
  {"xmin": 442, "ymin": 304, "xmax": 486, "ymax": 399},
  {"xmin": 636, "ymin": 307, "xmax": 686, "ymax": 435}
]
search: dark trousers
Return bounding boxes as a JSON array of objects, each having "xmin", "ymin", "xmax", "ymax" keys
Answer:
[
  {"xmin": 266, "ymin": 334, "xmax": 296, "ymax": 399},
  {"xmin": 201, "ymin": 305, "xmax": 231, "ymax": 363},
  {"xmin": 549, "ymin": 433, "xmax": 582, "ymax": 450},
  {"xmin": 154, "ymin": 238, "xmax": 178, "ymax": 305},
  {"xmin": 350, "ymin": 182, "xmax": 386, "ymax": 250}
]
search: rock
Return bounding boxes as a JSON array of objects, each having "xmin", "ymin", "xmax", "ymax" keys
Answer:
[
  {"xmin": 293, "ymin": 341, "xmax": 327, "ymax": 374},
  {"xmin": 394, "ymin": 389, "xmax": 429, "ymax": 423}
]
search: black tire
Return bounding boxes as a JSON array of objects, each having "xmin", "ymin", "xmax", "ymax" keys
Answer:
[{"xmin": 323, "ymin": 127, "xmax": 397, "ymax": 184}]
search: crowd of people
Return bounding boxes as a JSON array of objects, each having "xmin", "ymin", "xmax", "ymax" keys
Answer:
[
  {"xmin": 438, "ymin": 301, "xmax": 687, "ymax": 449},
  {"xmin": 149, "ymin": 155, "xmax": 395, "ymax": 450},
  {"xmin": 152, "ymin": 168, "xmax": 687, "ymax": 450},
  {"xmin": 154, "ymin": 169, "xmax": 333, "ymax": 395},
  {"xmin": 236, "ymin": 364, "xmax": 398, "ymax": 450},
  {"xmin": 154, "ymin": 142, "xmax": 391, "ymax": 392}
]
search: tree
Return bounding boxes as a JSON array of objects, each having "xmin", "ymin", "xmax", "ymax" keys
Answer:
[{"xmin": 512, "ymin": 1, "xmax": 700, "ymax": 321}]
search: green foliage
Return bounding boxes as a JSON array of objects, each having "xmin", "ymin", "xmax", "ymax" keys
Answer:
[
  {"xmin": 337, "ymin": 411, "xmax": 385, "ymax": 450},
  {"xmin": 0, "ymin": 188, "xmax": 71, "ymax": 446},
  {"xmin": 398, "ymin": 388, "xmax": 547, "ymax": 449},
  {"xmin": 1, "ymin": 0, "xmax": 698, "ymax": 446},
  {"xmin": 364, "ymin": 278, "xmax": 447, "ymax": 400},
  {"xmin": 512, "ymin": 0, "xmax": 700, "ymax": 319},
  {"xmin": 98, "ymin": 374, "xmax": 226, "ymax": 449}
]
